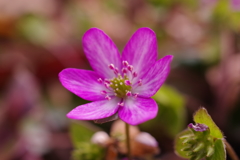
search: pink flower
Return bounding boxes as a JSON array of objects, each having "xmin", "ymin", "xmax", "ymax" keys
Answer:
[{"xmin": 59, "ymin": 28, "xmax": 173, "ymax": 125}]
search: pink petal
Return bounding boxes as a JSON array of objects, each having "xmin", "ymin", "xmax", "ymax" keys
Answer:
[
  {"xmin": 83, "ymin": 28, "xmax": 121, "ymax": 79},
  {"xmin": 59, "ymin": 68, "xmax": 107, "ymax": 101},
  {"xmin": 67, "ymin": 97, "xmax": 120, "ymax": 120},
  {"xmin": 133, "ymin": 55, "xmax": 173, "ymax": 97},
  {"xmin": 231, "ymin": 0, "xmax": 240, "ymax": 11},
  {"xmin": 118, "ymin": 97, "xmax": 158, "ymax": 125},
  {"xmin": 122, "ymin": 28, "xmax": 157, "ymax": 79}
]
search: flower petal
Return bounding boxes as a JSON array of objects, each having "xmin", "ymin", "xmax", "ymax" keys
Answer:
[
  {"xmin": 83, "ymin": 28, "xmax": 121, "ymax": 79},
  {"xmin": 133, "ymin": 55, "xmax": 173, "ymax": 97},
  {"xmin": 122, "ymin": 28, "xmax": 157, "ymax": 78},
  {"xmin": 59, "ymin": 68, "xmax": 108, "ymax": 101},
  {"xmin": 67, "ymin": 97, "xmax": 120, "ymax": 120},
  {"xmin": 118, "ymin": 97, "xmax": 158, "ymax": 125}
]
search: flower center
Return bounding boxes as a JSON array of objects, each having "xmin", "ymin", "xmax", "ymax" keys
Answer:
[
  {"xmin": 98, "ymin": 61, "xmax": 142, "ymax": 101},
  {"xmin": 109, "ymin": 75, "xmax": 132, "ymax": 98}
]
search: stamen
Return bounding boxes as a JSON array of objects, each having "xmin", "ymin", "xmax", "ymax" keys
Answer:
[
  {"xmin": 133, "ymin": 72, "xmax": 138, "ymax": 78},
  {"xmin": 98, "ymin": 78, "xmax": 103, "ymax": 83},
  {"xmin": 101, "ymin": 90, "xmax": 107, "ymax": 95},
  {"xmin": 109, "ymin": 64, "xmax": 115, "ymax": 70},
  {"xmin": 122, "ymin": 68, "xmax": 128, "ymax": 74},
  {"xmin": 125, "ymin": 80, "xmax": 131, "ymax": 86},
  {"xmin": 104, "ymin": 83, "xmax": 110, "ymax": 88},
  {"xmin": 133, "ymin": 93, "xmax": 138, "ymax": 98},
  {"xmin": 118, "ymin": 102, "xmax": 124, "ymax": 106},
  {"xmin": 104, "ymin": 79, "xmax": 111, "ymax": 84},
  {"xmin": 137, "ymin": 79, "xmax": 142, "ymax": 86},
  {"xmin": 120, "ymin": 82, "xmax": 123, "ymax": 85},
  {"xmin": 105, "ymin": 95, "xmax": 111, "ymax": 100},
  {"xmin": 114, "ymin": 68, "xmax": 119, "ymax": 74},
  {"xmin": 122, "ymin": 61, "xmax": 129, "ymax": 67},
  {"xmin": 126, "ymin": 91, "xmax": 132, "ymax": 96},
  {"xmin": 127, "ymin": 65, "xmax": 133, "ymax": 72}
]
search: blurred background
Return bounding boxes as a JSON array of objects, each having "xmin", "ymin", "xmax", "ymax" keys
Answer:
[{"xmin": 0, "ymin": 0, "xmax": 239, "ymax": 160}]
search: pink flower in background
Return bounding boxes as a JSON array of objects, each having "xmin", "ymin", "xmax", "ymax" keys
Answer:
[
  {"xmin": 231, "ymin": 0, "xmax": 240, "ymax": 11},
  {"xmin": 59, "ymin": 28, "xmax": 173, "ymax": 125}
]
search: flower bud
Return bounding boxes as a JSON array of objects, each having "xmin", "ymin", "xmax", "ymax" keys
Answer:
[{"xmin": 91, "ymin": 131, "xmax": 109, "ymax": 146}]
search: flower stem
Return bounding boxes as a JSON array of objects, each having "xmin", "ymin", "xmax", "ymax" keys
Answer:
[
  {"xmin": 224, "ymin": 140, "xmax": 239, "ymax": 160},
  {"xmin": 125, "ymin": 122, "xmax": 132, "ymax": 160}
]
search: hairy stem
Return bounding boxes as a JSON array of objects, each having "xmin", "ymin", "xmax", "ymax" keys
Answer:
[
  {"xmin": 224, "ymin": 140, "xmax": 239, "ymax": 160},
  {"xmin": 125, "ymin": 123, "xmax": 132, "ymax": 160}
]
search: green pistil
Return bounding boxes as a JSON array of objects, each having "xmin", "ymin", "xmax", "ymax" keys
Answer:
[{"xmin": 109, "ymin": 75, "xmax": 132, "ymax": 98}]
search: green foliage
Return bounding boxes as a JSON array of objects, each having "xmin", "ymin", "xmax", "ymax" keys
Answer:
[
  {"xmin": 175, "ymin": 108, "xmax": 226, "ymax": 160},
  {"xmin": 16, "ymin": 14, "xmax": 51, "ymax": 45},
  {"xmin": 175, "ymin": 129, "xmax": 192, "ymax": 159},
  {"xmin": 72, "ymin": 142, "xmax": 105, "ymax": 160},
  {"xmin": 150, "ymin": 85, "xmax": 186, "ymax": 137},
  {"xmin": 213, "ymin": 0, "xmax": 240, "ymax": 31},
  {"xmin": 194, "ymin": 108, "xmax": 223, "ymax": 139},
  {"xmin": 70, "ymin": 122, "xmax": 105, "ymax": 160},
  {"xmin": 70, "ymin": 122, "xmax": 99, "ymax": 147},
  {"xmin": 206, "ymin": 139, "xmax": 226, "ymax": 160}
]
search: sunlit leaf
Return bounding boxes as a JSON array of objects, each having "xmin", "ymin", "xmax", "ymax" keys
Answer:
[
  {"xmin": 147, "ymin": 85, "xmax": 186, "ymax": 137},
  {"xmin": 70, "ymin": 121, "xmax": 100, "ymax": 147},
  {"xmin": 193, "ymin": 108, "xmax": 223, "ymax": 139},
  {"xmin": 206, "ymin": 139, "xmax": 226, "ymax": 160},
  {"xmin": 174, "ymin": 129, "xmax": 192, "ymax": 159}
]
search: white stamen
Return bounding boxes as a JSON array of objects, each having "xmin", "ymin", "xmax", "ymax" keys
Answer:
[
  {"xmin": 98, "ymin": 78, "xmax": 103, "ymax": 83},
  {"xmin": 104, "ymin": 79, "xmax": 111, "ymax": 84},
  {"xmin": 125, "ymin": 80, "xmax": 131, "ymax": 86},
  {"xmin": 104, "ymin": 83, "xmax": 110, "ymax": 88},
  {"xmin": 105, "ymin": 95, "xmax": 111, "ymax": 100},
  {"xmin": 122, "ymin": 68, "xmax": 128, "ymax": 74},
  {"xmin": 133, "ymin": 72, "xmax": 138, "ymax": 78},
  {"xmin": 120, "ymin": 82, "xmax": 123, "ymax": 85},
  {"xmin": 109, "ymin": 64, "xmax": 115, "ymax": 70},
  {"xmin": 115, "ymin": 84, "xmax": 118, "ymax": 87},
  {"xmin": 118, "ymin": 102, "xmax": 124, "ymax": 106},
  {"xmin": 133, "ymin": 93, "xmax": 138, "ymax": 98},
  {"xmin": 138, "ymin": 79, "xmax": 142, "ymax": 86},
  {"xmin": 122, "ymin": 61, "xmax": 129, "ymax": 67},
  {"xmin": 126, "ymin": 91, "xmax": 132, "ymax": 96},
  {"xmin": 127, "ymin": 65, "xmax": 133, "ymax": 72},
  {"xmin": 101, "ymin": 90, "xmax": 107, "ymax": 94}
]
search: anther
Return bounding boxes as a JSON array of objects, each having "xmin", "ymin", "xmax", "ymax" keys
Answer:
[
  {"xmin": 133, "ymin": 93, "xmax": 138, "ymax": 98},
  {"xmin": 127, "ymin": 65, "xmax": 133, "ymax": 72},
  {"xmin": 122, "ymin": 61, "xmax": 129, "ymax": 67},
  {"xmin": 125, "ymin": 80, "xmax": 131, "ymax": 86},
  {"xmin": 114, "ymin": 68, "xmax": 119, "ymax": 74},
  {"xmin": 105, "ymin": 95, "xmax": 111, "ymax": 100},
  {"xmin": 104, "ymin": 79, "xmax": 111, "ymax": 84},
  {"xmin": 133, "ymin": 72, "xmax": 137, "ymax": 77},
  {"xmin": 122, "ymin": 68, "xmax": 128, "ymax": 74},
  {"xmin": 98, "ymin": 78, "xmax": 103, "ymax": 83},
  {"xmin": 118, "ymin": 102, "xmax": 124, "ymax": 106},
  {"xmin": 126, "ymin": 91, "xmax": 132, "ymax": 96},
  {"xmin": 137, "ymin": 79, "xmax": 142, "ymax": 86},
  {"xmin": 101, "ymin": 90, "xmax": 107, "ymax": 95},
  {"xmin": 109, "ymin": 64, "xmax": 115, "ymax": 70},
  {"xmin": 104, "ymin": 83, "xmax": 110, "ymax": 88}
]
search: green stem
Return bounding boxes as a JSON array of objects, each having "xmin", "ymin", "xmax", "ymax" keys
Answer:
[
  {"xmin": 125, "ymin": 122, "xmax": 132, "ymax": 160},
  {"xmin": 224, "ymin": 140, "xmax": 239, "ymax": 160}
]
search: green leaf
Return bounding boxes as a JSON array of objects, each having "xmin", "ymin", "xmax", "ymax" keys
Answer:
[
  {"xmin": 150, "ymin": 85, "xmax": 186, "ymax": 137},
  {"xmin": 174, "ymin": 129, "xmax": 192, "ymax": 159},
  {"xmin": 70, "ymin": 121, "xmax": 101, "ymax": 147},
  {"xmin": 193, "ymin": 108, "xmax": 223, "ymax": 139},
  {"xmin": 206, "ymin": 139, "xmax": 226, "ymax": 160}
]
